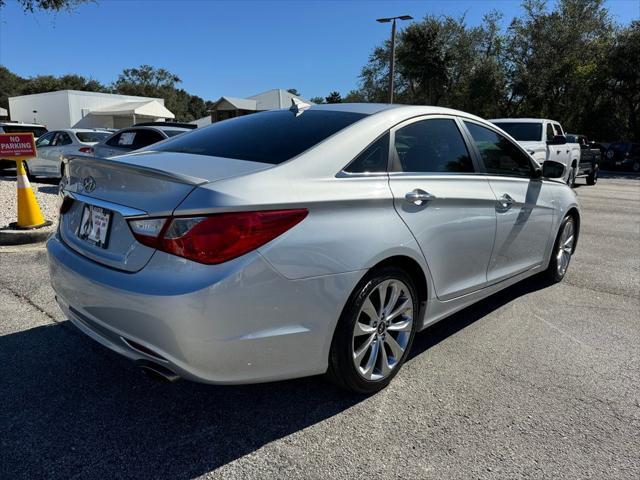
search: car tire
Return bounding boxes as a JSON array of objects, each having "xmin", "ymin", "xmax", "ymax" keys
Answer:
[
  {"xmin": 545, "ymin": 215, "xmax": 576, "ymax": 283},
  {"xmin": 567, "ymin": 168, "xmax": 576, "ymax": 187},
  {"xmin": 633, "ymin": 161, "xmax": 640, "ymax": 173},
  {"xmin": 327, "ymin": 266, "xmax": 419, "ymax": 394},
  {"xmin": 586, "ymin": 165, "xmax": 598, "ymax": 185}
]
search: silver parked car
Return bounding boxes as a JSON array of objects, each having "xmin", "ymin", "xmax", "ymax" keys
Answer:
[
  {"xmin": 27, "ymin": 129, "xmax": 111, "ymax": 178},
  {"xmin": 48, "ymin": 104, "xmax": 580, "ymax": 393},
  {"xmin": 92, "ymin": 125, "xmax": 191, "ymax": 159}
]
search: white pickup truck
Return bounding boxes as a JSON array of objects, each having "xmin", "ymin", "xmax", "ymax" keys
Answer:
[{"xmin": 490, "ymin": 118, "xmax": 581, "ymax": 185}]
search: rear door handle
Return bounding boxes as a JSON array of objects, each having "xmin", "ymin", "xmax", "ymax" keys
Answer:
[
  {"xmin": 498, "ymin": 193, "xmax": 514, "ymax": 210},
  {"xmin": 405, "ymin": 189, "xmax": 435, "ymax": 205}
]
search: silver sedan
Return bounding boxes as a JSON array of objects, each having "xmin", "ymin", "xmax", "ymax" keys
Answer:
[
  {"xmin": 48, "ymin": 104, "xmax": 579, "ymax": 393},
  {"xmin": 28, "ymin": 129, "xmax": 111, "ymax": 178}
]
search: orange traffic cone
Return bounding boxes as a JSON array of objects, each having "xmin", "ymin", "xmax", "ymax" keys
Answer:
[{"xmin": 14, "ymin": 160, "xmax": 50, "ymax": 229}]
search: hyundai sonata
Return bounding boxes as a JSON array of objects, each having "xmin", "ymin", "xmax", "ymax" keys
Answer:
[{"xmin": 48, "ymin": 104, "xmax": 579, "ymax": 393}]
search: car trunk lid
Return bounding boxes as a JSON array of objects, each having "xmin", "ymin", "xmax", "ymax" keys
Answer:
[{"xmin": 59, "ymin": 152, "xmax": 271, "ymax": 272}]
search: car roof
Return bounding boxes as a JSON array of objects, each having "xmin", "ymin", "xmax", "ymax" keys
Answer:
[
  {"xmin": 489, "ymin": 118, "xmax": 558, "ymax": 124},
  {"xmin": 0, "ymin": 122, "xmax": 46, "ymax": 127}
]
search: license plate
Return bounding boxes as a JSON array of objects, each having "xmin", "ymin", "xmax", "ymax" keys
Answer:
[{"xmin": 78, "ymin": 205, "xmax": 112, "ymax": 248}]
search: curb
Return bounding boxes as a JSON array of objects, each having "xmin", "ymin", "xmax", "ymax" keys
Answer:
[{"xmin": 0, "ymin": 225, "xmax": 54, "ymax": 246}]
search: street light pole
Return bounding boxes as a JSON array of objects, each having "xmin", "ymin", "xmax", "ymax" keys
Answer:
[
  {"xmin": 389, "ymin": 19, "xmax": 396, "ymax": 104},
  {"xmin": 377, "ymin": 15, "xmax": 413, "ymax": 104}
]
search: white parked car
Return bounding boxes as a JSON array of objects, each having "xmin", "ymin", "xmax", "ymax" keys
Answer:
[
  {"xmin": 0, "ymin": 122, "xmax": 48, "ymax": 171},
  {"xmin": 28, "ymin": 129, "xmax": 111, "ymax": 178},
  {"xmin": 490, "ymin": 118, "xmax": 581, "ymax": 185}
]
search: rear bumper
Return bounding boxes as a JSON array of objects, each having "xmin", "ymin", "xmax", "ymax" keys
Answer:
[{"xmin": 47, "ymin": 234, "xmax": 362, "ymax": 384}]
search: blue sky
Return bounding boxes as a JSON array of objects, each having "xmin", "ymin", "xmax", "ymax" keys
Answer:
[{"xmin": 1, "ymin": 0, "xmax": 638, "ymax": 101}]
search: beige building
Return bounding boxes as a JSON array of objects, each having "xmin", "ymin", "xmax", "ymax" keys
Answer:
[{"xmin": 210, "ymin": 89, "xmax": 312, "ymax": 122}]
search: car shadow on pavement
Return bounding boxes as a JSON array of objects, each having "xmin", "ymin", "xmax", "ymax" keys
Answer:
[{"xmin": 0, "ymin": 275, "xmax": 550, "ymax": 480}]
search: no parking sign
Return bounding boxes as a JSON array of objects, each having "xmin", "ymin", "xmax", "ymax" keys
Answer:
[{"xmin": 0, "ymin": 133, "xmax": 37, "ymax": 159}]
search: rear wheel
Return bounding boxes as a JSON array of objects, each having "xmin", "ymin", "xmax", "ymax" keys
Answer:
[
  {"xmin": 545, "ymin": 215, "xmax": 575, "ymax": 283},
  {"xmin": 327, "ymin": 266, "xmax": 418, "ymax": 394},
  {"xmin": 633, "ymin": 161, "xmax": 640, "ymax": 173},
  {"xmin": 586, "ymin": 165, "xmax": 598, "ymax": 185}
]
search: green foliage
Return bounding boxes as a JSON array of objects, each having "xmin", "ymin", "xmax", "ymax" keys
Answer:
[
  {"xmin": 0, "ymin": 0, "xmax": 90, "ymax": 12},
  {"xmin": 309, "ymin": 96, "xmax": 325, "ymax": 104},
  {"xmin": 325, "ymin": 91, "xmax": 342, "ymax": 104},
  {"xmin": 354, "ymin": 0, "xmax": 637, "ymax": 140}
]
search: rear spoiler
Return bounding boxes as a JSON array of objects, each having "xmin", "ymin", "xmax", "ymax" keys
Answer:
[{"xmin": 64, "ymin": 155, "xmax": 209, "ymax": 186}]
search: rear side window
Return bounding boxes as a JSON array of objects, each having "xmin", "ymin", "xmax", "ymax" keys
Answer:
[
  {"xmin": 344, "ymin": 133, "xmax": 389, "ymax": 173},
  {"xmin": 393, "ymin": 118, "xmax": 473, "ymax": 173},
  {"xmin": 163, "ymin": 130, "xmax": 186, "ymax": 138},
  {"xmin": 155, "ymin": 110, "xmax": 367, "ymax": 164},
  {"xmin": 493, "ymin": 122, "xmax": 542, "ymax": 142},
  {"xmin": 465, "ymin": 121, "xmax": 532, "ymax": 177},
  {"xmin": 129, "ymin": 129, "xmax": 164, "ymax": 148}
]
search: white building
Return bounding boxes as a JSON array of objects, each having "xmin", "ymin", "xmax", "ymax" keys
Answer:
[{"xmin": 8, "ymin": 90, "xmax": 175, "ymax": 130}]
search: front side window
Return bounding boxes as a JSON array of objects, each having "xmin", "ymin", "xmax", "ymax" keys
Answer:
[
  {"xmin": 155, "ymin": 110, "xmax": 367, "ymax": 164},
  {"xmin": 129, "ymin": 129, "xmax": 164, "ymax": 149},
  {"xmin": 546, "ymin": 123, "xmax": 555, "ymax": 141},
  {"xmin": 36, "ymin": 131, "xmax": 55, "ymax": 147},
  {"xmin": 464, "ymin": 121, "xmax": 532, "ymax": 177},
  {"xmin": 344, "ymin": 133, "xmax": 389, "ymax": 173},
  {"xmin": 392, "ymin": 118, "xmax": 473, "ymax": 173}
]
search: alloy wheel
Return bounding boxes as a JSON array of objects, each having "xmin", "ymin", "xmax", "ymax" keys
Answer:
[
  {"xmin": 351, "ymin": 279, "xmax": 414, "ymax": 381},
  {"xmin": 556, "ymin": 219, "xmax": 574, "ymax": 277}
]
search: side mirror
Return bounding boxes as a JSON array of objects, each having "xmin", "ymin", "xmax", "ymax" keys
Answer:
[
  {"xmin": 542, "ymin": 160, "xmax": 566, "ymax": 179},
  {"xmin": 547, "ymin": 135, "xmax": 567, "ymax": 145}
]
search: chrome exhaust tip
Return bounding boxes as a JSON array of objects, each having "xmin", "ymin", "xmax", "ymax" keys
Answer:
[{"xmin": 136, "ymin": 360, "xmax": 180, "ymax": 383}]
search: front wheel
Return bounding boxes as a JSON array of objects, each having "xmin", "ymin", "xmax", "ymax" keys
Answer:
[
  {"xmin": 327, "ymin": 266, "xmax": 418, "ymax": 394},
  {"xmin": 545, "ymin": 215, "xmax": 576, "ymax": 283},
  {"xmin": 566, "ymin": 168, "xmax": 576, "ymax": 187},
  {"xmin": 586, "ymin": 165, "xmax": 598, "ymax": 185}
]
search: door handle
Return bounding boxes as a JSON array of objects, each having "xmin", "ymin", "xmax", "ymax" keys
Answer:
[
  {"xmin": 556, "ymin": 150, "xmax": 561, "ymax": 154},
  {"xmin": 405, "ymin": 189, "xmax": 435, "ymax": 205},
  {"xmin": 497, "ymin": 193, "xmax": 514, "ymax": 210}
]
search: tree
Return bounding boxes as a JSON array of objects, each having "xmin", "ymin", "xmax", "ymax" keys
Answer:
[
  {"xmin": 309, "ymin": 96, "xmax": 325, "ymax": 104},
  {"xmin": 325, "ymin": 91, "xmax": 342, "ymax": 104},
  {"xmin": 606, "ymin": 21, "xmax": 640, "ymax": 139},
  {"xmin": 287, "ymin": 88, "xmax": 300, "ymax": 96},
  {"xmin": 0, "ymin": 0, "xmax": 89, "ymax": 12},
  {"xmin": 113, "ymin": 65, "xmax": 181, "ymax": 97}
]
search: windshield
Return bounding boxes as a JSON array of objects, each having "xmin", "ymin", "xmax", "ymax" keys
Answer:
[
  {"xmin": 1, "ymin": 125, "xmax": 48, "ymax": 138},
  {"xmin": 155, "ymin": 110, "xmax": 367, "ymax": 164},
  {"xmin": 492, "ymin": 122, "xmax": 542, "ymax": 142},
  {"xmin": 75, "ymin": 131, "xmax": 111, "ymax": 143}
]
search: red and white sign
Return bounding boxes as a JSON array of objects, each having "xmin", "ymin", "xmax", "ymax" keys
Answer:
[{"xmin": 0, "ymin": 133, "xmax": 37, "ymax": 158}]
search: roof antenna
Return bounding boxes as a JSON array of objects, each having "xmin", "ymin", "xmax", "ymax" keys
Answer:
[{"xmin": 290, "ymin": 98, "xmax": 311, "ymax": 117}]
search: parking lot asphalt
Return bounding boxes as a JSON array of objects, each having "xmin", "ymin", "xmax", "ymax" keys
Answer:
[{"xmin": 0, "ymin": 176, "xmax": 638, "ymax": 479}]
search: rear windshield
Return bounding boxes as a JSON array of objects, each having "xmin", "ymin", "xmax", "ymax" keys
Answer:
[
  {"xmin": 493, "ymin": 122, "xmax": 542, "ymax": 142},
  {"xmin": 76, "ymin": 131, "xmax": 110, "ymax": 143},
  {"xmin": 1, "ymin": 125, "xmax": 48, "ymax": 138},
  {"xmin": 155, "ymin": 110, "xmax": 367, "ymax": 164}
]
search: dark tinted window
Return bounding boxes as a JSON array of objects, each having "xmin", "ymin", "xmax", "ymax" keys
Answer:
[
  {"xmin": 55, "ymin": 132, "xmax": 72, "ymax": 146},
  {"xmin": 493, "ymin": 122, "xmax": 542, "ymax": 142},
  {"xmin": 465, "ymin": 122, "xmax": 533, "ymax": 177},
  {"xmin": 393, "ymin": 119, "xmax": 473, "ymax": 173},
  {"xmin": 546, "ymin": 123, "xmax": 555, "ymax": 141},
  {"xmin": 130, "ymin": 129, "xmax": 164, "ymax": 149},
  {"xmin": 155, "ymin": 110, "xmax": 367, "ymax": 164},
  {"xmin": 1, "ymin": 125, "xmax": 48, "ymax": 137},
  {"xmin": 344, "ymin": 133, "xmax": 389, "ymax": 173},
  {"xmin": 106, "ymin": 132, "xmax": 124, "ymax": 147}
]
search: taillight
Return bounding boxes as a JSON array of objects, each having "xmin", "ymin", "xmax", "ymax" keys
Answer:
[
  {"xmin": 78, "ymin": 146, "xmax": 93, "ymax": 154},
  {"xmin": 128, "ymin": 209, "xmax": 308, "ymax": 264}
]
